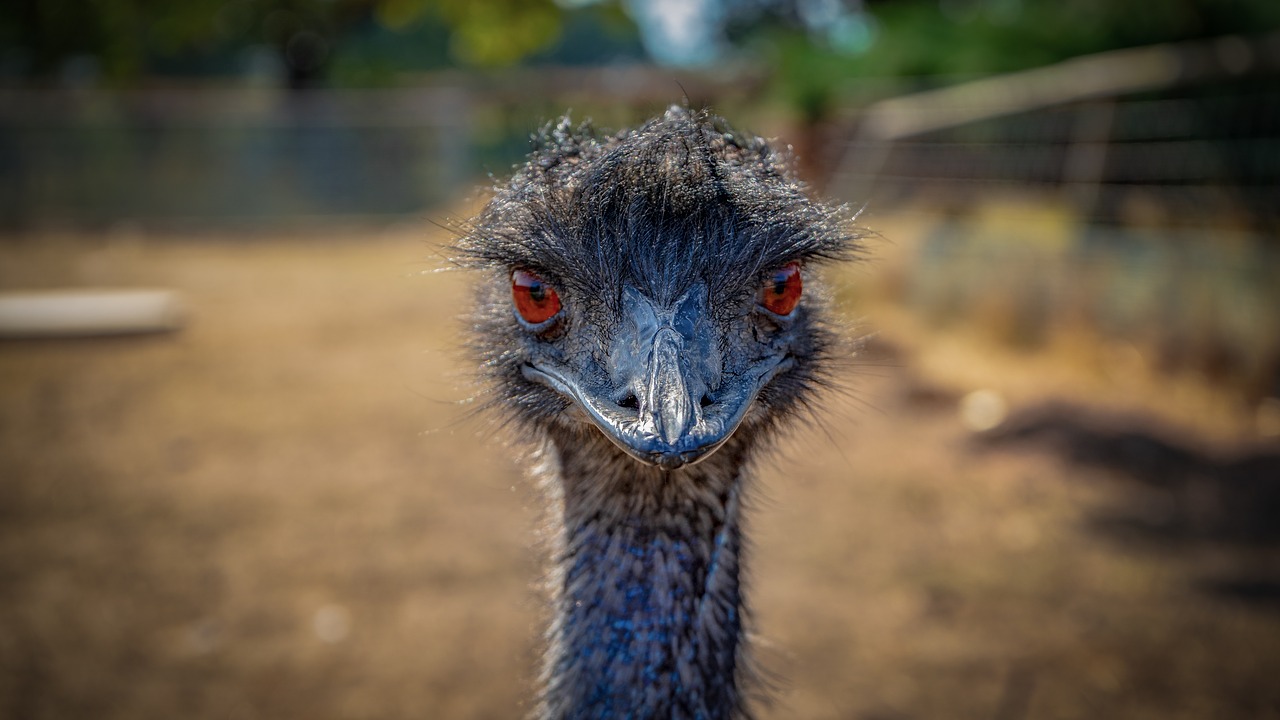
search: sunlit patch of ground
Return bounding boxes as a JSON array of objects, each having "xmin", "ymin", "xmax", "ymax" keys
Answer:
[{"xmin": 0, "ymin": 223, "xmax": 1276, "ymax": 719}]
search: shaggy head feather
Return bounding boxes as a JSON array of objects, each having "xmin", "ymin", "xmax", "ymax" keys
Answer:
[{"xmin": 457, "ymin": 106, "xmax": 856, "ymax": 455}]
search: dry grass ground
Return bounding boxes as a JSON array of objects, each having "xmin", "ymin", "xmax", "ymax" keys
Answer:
[{"xmin": 0, "ymin": 224, "xmax": 1277, "ymax": 719}]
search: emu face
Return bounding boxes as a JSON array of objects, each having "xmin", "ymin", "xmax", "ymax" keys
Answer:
[
  {"xmin": 517, "ymin": 257, "xmax": 808, "ymax": 470},
  {"xmin": 461, "ymin": 107, "xmax": 851, "ymax": 469}
]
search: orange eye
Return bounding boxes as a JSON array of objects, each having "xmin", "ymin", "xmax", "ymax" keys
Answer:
[
  {"xmin": 760, "ymin": 262, "xmax": 802, "ymax": 316},
  {"xmin": 512, "ymin": 269, "xmax": 561, "ymax": 325}
]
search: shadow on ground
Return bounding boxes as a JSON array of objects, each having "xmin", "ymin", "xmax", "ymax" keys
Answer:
[{"xmin": 975, "ymin": 402, "xmax": 1280, "ymax": 609}]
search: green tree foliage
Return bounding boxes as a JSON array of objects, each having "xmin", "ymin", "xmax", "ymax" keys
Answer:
[
  {"xmin": 855, "ymin": 0, "xmax": 1280, "ymax": 77},
  {"xmin": 754, "ymin": 0, "xmax": 1280, "ymax": 111},
  {"xmin": 372, "ymin": 0, "xmax": 563, "ymax": 67},
  {"xmin": 2, "ymin": 0, "xmax": 1276, "ymax": 89},
  {"xmin": 0, "ymin": 0, "xmax": 568, "ymax": 86},
  {"xmin": 0, "ymin": 0, "xmax": 227, "ymax": 82}
]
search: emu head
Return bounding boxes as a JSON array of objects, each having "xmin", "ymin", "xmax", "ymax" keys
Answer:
[{"xmin": 460, "ymin": 107, "xmax": 853, "ymax": 470}]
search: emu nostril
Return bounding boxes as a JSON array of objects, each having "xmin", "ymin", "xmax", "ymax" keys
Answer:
[
  {"xmin": 618, "ymin": 393, "xmax": 639, "ymax": 410},
  {"xmin": 700, "ymin": 394, "xmax": 713, "ymax": 408}
]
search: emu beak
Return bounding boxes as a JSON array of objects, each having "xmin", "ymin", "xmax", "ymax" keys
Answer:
[
  {"xmin": 523, "ymin": 285, "xmax": 792, "ymax": 470},
  {"xmin": 641, "ymin": 326, "xmax": 698, "ymax": 447}
]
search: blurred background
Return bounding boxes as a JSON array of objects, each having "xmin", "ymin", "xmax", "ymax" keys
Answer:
[{"xmin": 1, "ymin": 1, "xmax": 1278, "ymax": 718}]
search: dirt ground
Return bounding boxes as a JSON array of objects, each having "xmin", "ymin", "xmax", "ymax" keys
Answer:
[{"xmin": 1, "ymin": 225, "xmax": 1277, "ymax": 720}]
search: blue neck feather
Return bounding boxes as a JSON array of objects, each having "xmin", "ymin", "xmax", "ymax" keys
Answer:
[{"xmin": 539, "ymin": 443, "xmax": 748, "ymax": 720}]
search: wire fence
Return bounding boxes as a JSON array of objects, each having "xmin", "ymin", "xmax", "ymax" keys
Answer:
[
  {"xmin": 835, "ymin": 87, "xmax": 1279, "ymax": 228},
  {"xmin": 829, "ymin": 57, "xmax": 1280, "ymax": 401},
  {"xmin": 0, "ymin": 68, "xmax": 749, "ymax": 233},
  {"xmin": 0, "ymin": 86, "xmax": 475, "ymax": 231}
]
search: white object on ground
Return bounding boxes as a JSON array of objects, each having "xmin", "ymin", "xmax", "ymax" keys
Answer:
[
  {"xmin": 960, "ymin": 389, "xmax": 1008, "ymax": 432},
  {"xmin": 0, "ymin": 289, "xmax": 185, "ymax": 338}
]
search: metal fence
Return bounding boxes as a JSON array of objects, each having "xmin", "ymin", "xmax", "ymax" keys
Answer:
[
  {"xmin": 834, "ymin": 87, "xmax": 1278, "ymax": 230},
  {"xmin": 0, "ymin": 86, "xmax": 474, "ymax": 230},
  {"xmin": 828, "ymin": 37, "xmax": 1280, "ymax": 399},
  {"xmin": 0, "ymin": 67, "xmax": 755, "ymax": 232}
]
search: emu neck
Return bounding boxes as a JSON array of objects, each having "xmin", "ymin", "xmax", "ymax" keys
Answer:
[{"xmin": 539, "ymin": 435, "xmax": 750, "ymax": 720}]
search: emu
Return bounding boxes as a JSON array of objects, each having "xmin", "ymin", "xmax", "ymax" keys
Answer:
[{"xmin": 457, "ymin": 106, "xmax": 856, "ymax": 719}]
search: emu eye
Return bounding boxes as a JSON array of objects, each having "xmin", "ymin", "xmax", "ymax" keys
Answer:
[
  {"xmin": 512, "ymin": 269, "xmax": 562, "ymax": 325},
  {"xmin": 759, "ymin": 261, "xmax": 802, "ymax": 316}
]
